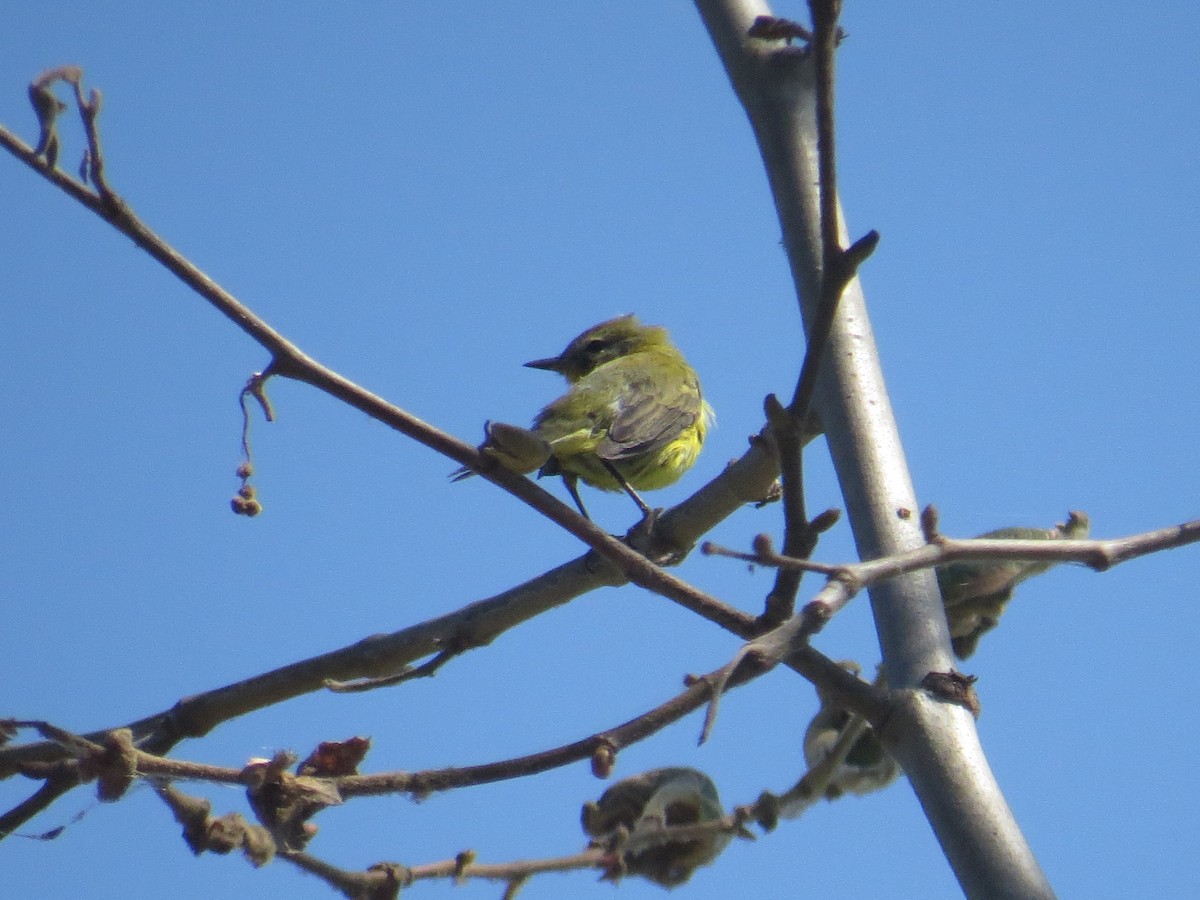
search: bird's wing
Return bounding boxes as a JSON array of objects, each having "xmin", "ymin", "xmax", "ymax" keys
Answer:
[
  {"xmin": 532, "ymin": 360, "xmax": 701, "ymax": 462},
  {"xmin": 592, "ymin": 366, "xmax": 701, "ymax": 463}
]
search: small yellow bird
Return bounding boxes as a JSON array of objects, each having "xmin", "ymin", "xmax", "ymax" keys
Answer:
[{"xmin": 453, "ymin": 315, "xmax": 713, "ymax": 518}]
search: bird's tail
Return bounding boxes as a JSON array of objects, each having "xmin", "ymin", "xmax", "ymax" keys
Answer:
[{"xmin": 449, "ymin": 421, "xmax": 553, "ymax": 482}]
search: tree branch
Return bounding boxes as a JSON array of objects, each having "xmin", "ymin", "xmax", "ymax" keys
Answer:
[{"xmin": 694, "ymin": 2, "xmax": 1057, "ymax": 896}]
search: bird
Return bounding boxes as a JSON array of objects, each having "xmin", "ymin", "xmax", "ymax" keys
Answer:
[
  {"xmin": 581, "ymin": 766, "xmax": 730, "ymax": 887},
  {"xmin": 452, "ymin": 315, "xmax": 712, "ymax": 519},
  {"xmin": 802, "ymin": 661, "xmax": 899, "ymax": 800},
  {"xmin": 936, "ymin": 510, "xmax": 1090, "ymax": 658}
]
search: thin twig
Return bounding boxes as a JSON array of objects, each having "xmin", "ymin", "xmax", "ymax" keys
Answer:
[
  {"xmin": 325, "ymin": 637, "xmax": 474, "ymax": 692},
  {"xmin": 402, "ymin": 849, "xmax": 607, "ymax": 885},
  {"xmin": 0, "ymin": 90, "xmax": 761, "ymax": 646},
  {"xmin": 0, "ymin": 771, "xmax": 81, "ymax": 841},
  {"xmin": 704, "ymin": 515, "xmax": 1200, "ymax": 704},
  {"xmin": 752, "ymin": 3, "xmax": 877, "ymax": 625},
  {"xmin": 759, "ymin": 394, "xmax": 811, "ymax": 625},
  {"xmin": 776, "ymin": 667, "xmax": 887, "ymax": 816},
  {"xmin": 337, "ymin": 654, "xmax": 775, "ymax": 799}
]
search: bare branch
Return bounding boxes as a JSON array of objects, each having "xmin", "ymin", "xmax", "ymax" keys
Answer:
[{"xmin": 695, "ymin": 1, "xmax": 1059, "ymax": 896}]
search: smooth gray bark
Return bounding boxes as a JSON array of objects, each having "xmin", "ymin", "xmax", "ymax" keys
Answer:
[{"xmin": 694, "ymin": 2, "xmax": 1056, "ymax": 896}]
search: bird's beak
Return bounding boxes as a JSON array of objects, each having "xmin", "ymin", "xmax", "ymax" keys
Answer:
[{"xmin": 524, "ymin": 356, "xmax": 565, "ymax": 372}]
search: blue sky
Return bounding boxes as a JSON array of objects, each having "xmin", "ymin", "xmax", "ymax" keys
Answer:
[{"xmin": 3, "ymin": 3, "xmax": 1199, "ymax": 898}]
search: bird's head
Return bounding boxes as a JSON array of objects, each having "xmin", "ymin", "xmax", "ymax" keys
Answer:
[{"xmin": 525, "ymin": 314, "xmax": 673, "ymax": 382}]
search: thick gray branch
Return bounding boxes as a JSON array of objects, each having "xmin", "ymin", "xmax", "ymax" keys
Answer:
[{"xmin": 694, "ymin": 1, "xmax": 1055, "ymax": 896}]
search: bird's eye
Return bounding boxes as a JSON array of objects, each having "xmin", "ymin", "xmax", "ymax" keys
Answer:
[{"xmin": 583, "ymin": 339, "xmax": 608, "ymax": 355}]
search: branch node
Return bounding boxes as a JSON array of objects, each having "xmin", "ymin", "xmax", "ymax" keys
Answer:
[
  {"xmin": 590, "ymin": 739, "xmax": 618, "ymax": 779},
  {"xmin": 843, "ymin": 228, "xmax": 880, "ymax": 268},
  {"xmin": 747, "ymin": 15, "xmax": 814, "ymax": 45},
  {"xmin": 809, "ymin": 507, "xmax": 841, "ymax": 533},
  {"xmin": 920, "ymin": 669, "xmax": 981, "ymax": 719},
  {"xmin": 921, "ymin": 504, "xmax": 941, "ymax": 542}
]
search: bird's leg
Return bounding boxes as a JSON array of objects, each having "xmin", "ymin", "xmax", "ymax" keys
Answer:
[
  {"xmin": 601, "ymin": 460, "xmax": 651, "ymax": 517},
  {"xmin": 562, "ymin": 473, "xmax": 592, "ymax": 519}
]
